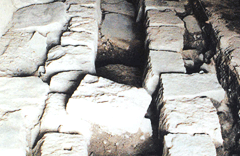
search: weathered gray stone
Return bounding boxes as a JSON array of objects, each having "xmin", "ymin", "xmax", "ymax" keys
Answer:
[
  {"xmin": 161, "ymin": 73, "xmax": 225, "ymax": 102},
  {"xmin": 67, "ymin": 3, "xmax": 101, "ymax": 24},
  {"xmin": 12, "ymin": 2, "xmax": 69, "ymax": 46},
  {"xmin": 159, "ymin": 97, "xmax": 223, "ymax": 147},
  {"xmin": 0, "ymin": 32, "xmax": 47, "ymax": 77},
  {"xmin": 0, "ymin": 110, "xmax": 28, "ymax": 156},
  {"xmin": 69, "ymin": 16, "xmax": 98, "ymax": 35},
  {"xmin": 40, "ymin": 93, "xmax": 68, "ymax": 134},
  {"xmin": 101, "ymin": 13, "xmax": 136, "ymax": 43},
  {"xmin": 0, "ymin": 77, "xmax": 49, "ymax": 152},
  {"xmin": 101, "ymin": 0, "xmax": 135, "ymax": 17},
  {"xmin": 143, "ymin": 50, "xmax": 185, "ymax": 95},
  {"xmin": 42, "ymin": 45, "xmax": 95, "ymax": 82},
  {"xmin": 163, "ymin": 134, "xmax": 217, "ymax": 156},
  {"xmin": 183, "ymin": 15, "xmax": 206, "ymax": 51},
  {"xmin": 33, "ymin": 133, "xmax": 88, "ymax": 156},
  {"xmin": 61, "ymin": 31, "xmax": 96, "ymax": 52},
  {"xmin": 59, "ymin": 74, "xmax": 153, "ymax": 155},
  {"xmin": 144, "ymin": 0, "xmax": 186, "ymax": 14},
  {"xmin": 49, "ymin": 71, "xmax": 85, "ymax": 94},
  {"xmin": 12, "ymin": 0, "xmax": 56, "ymax": 8},
  {"xmin": 146, "ymin": 10, "xmax": 184, "ymax": 28},
  {"xmin": 146, "ymin": 27, "xmax": 185, "ymax": 52}
]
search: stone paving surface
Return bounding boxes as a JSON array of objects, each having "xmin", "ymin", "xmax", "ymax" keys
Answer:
[{"xmin": 0, "ymin": 0, "xmax": 239, "ymax": 155}]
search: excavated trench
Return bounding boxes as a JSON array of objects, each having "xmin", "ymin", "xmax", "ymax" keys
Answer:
[{"xmin": 95, "ymin": 0, "xmax": 240, "ymax": 155}]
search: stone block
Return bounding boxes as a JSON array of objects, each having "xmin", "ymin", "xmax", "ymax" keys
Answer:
[
  {"xmin": 143, "ymin": 50, "xmax": 185, "ymax": 95},
  {"xmin": 161, "ymin": 73, "xmax": 225, "ymax": 102},
  {"xmin": 0, "ymin": 77, "xmax": 49, "ymax": 150},
  {"xmin": 49, "ymin": 71, "xmax": 85, "ymax": 94},
  {"xmin": 33, "ymin": 133, "xmax": 88, "ymax": 156},
  {"xmin": 42, "ymin": 45, "xmax": 95, "ymax": 82},
  {"xmin": 59, "ymin": 74, "xmax": 153, "ymax": 155},
  {"xmin": 101, "ymin": 13, "xmax": 136, "ymax": 43},
  {"xmin": 101, "ymin": 0, "xmax": 135, "ymax": 17},
  {"xmin": 0, "ymin": 32, "xmax": 47, "ymax": 77},
  {"xmin": 159, "ymin": 97, "xmax": 223, "ymax": 147},
  {"xmin": 163, "ymin": 134, "xmax": 217, "ymax": 156},
  {"xmin": 146, "ymin": 27, "xmax": 185, "ymax": 52},
  {"xmin": 40, "ymin": 93, "xmax": 68, "ymax": 134},
  {"xmin": 146, "ymin": 10, "xmax": 184, "ymax": 28},
  {"xmin": 61, "ymin": 31, "xmax": 96, "ymax": 51},
  {"xmin": 0, "ymin": 110, "xmax": 28, "ymax": 156},
  {"xmin": 144, "ymin": 0, "xmax": 186, "ymax": 14}
]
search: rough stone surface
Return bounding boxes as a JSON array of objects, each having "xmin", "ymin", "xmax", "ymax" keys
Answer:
[
  {"xmin": 33, "ymin": 133, "xmax": 88, "ymax": 156},
  {"xmin": 0, "ymin": 32, "xmax": 47, "ymax": 77},
  {"xmin": 12, "ymin": 0, "xmax": 56, "ymax": 9},
  {"xmin": 101, "ymin": 13, "xmax": 136, "ymax": 43},
  {"xmin": 0, "ymin": 77, "xmax": 49, "ymax": 153},
  {"xmin": 161, "ymin": 73, "xmax": 225, "ymax": 102},
  {"xmin": 146, "ymin": 27, "xmax": 185, "ymax": 52},
  {"xmin": 146, "ymin": 10, "xmax": 185, "ymax": 28},
  {"xmin": 159, "ymin": 96, "xmax": 223, "ymax": 147},
  {"xmin": 101, "ymin": 0, "xmax": 135, "ymax": 17},
  {"xmin": 49, "ymin": 71, "xmax": 85, "ymax": 94},
  {"xmin": 59, "ymin": 74, "xmax": 153, "ymax": 155},
  {"xmin": 40, "ymin": 93, "xmax": 68, "ymax": 134},
  {"xmin": 143, "ymin": 50, "xmax": 185, "ymax": 95},
  {"xmin": 163, "ymin": 134, "xmax": 217, "ymax": 156},
  {"xmin": 42, "ymin": 45, "xmax": 95, "ymax": 82},
  {"xmin": 12, "ymin": 2, "xmax": 69, "ymax": 46}
]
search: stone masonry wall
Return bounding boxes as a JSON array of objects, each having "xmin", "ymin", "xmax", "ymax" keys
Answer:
[{"xmin": 0, "ymin": 0, "xmax": 240, "ymax": 155}]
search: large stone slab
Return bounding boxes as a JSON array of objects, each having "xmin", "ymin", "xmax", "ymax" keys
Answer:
[
  {"xmin": 143, "ymin": 50, "xmax": 185, "ymax": 95},
  {"xmin": 163, "ymin": 134, "xmax": 217, "ymax": 156},
  {"xmin": 59, "ymin": 74, "xmax": 153, "ymax": 155},
  {"xmin": 12, "ymin": 2, "xmax": 69, "ymax": 46},
  {"xmin": 101, "ymin": 0, "xmax": 135, "ymax": 17},
  {"xmin": 159, "ymin": 97, "xmax": 223, "ymax": 147},
  {"xmin": 0, "ymin": 77, "xmax": 49, "ymax": 153},
  {"xmin": 146, "ymin": 27, "xmax": 185, "ymax": 52},
  {"xmin": 146, "ymin": 10, "xmax": 184, "ymax": 28},
  {"xmin": 33, "ymin": 133, "xmax": 88, "ymax": 156},
  {"xmin": 161, "ymin": 73, "xmax": 225, "ymax": 102},
  {"xmin": 0, "ymin": 32, "xmax": 47, "ymax": 77},
  {"xmin": 42, "ymin": 45, "xmax": 95, "ymax": 82}
]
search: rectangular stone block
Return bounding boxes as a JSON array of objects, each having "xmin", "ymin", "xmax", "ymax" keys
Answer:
[
  {"xmin": 163, "ymin": 134, "xmax": 217, "ymax": 156},
  {"xmin": 161, "ymin": 73, "xmax": 225, "ymax": 102},
  {"xmin": 146, "ymin": 27, "xmax": 185, "ymax": 52},
  {"xmin": 43, "ymin": 45, "xmax": 95, "ymax": 81},
  {"xmin": 143, "ymin": 50, "xmax": 185, "ymax": 95},
  {"xmin": 144, "ymin": 0, "xmax": 186, "ymax": 14},
  {"xmin": 159, "ymin": 96, "xmax": 223, "ymax": 147},
  {"xmin": 61, "ymin": 31, "xmax": 96, "ymax": 52},
  {"xmin": 146, "ymin": 10, "xmax": 184, "ymax": 28},
  {"xmin": 33, "ymin": 133, "xmax": 88, "ymax": 156}
]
